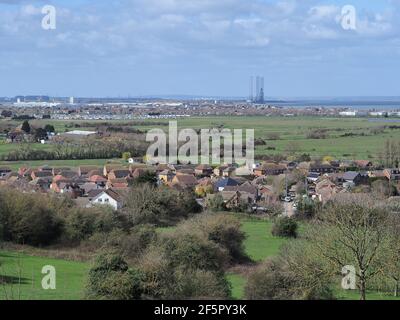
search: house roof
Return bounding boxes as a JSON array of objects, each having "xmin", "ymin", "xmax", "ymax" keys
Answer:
[
  {"xmin": 79, "ymin": 166, "xmax": 101, "ymax": 174},
  {"xmin": 215, "ymin": 177, "xmax": 239, "ymax": 189},
  {"xmin": 342, "ymin": 171, "xmax": 360, "ymax": 181},
  {"xmin": 89, "ymin": 175, "xmax": 107, "ymax": 183},
  {"xmin": 92, "ymin": 189, "xmax": 122, "ymax": 202},
  {"xmin": 109, "ymin": 169, "xmax": 130, "ymax": 178},
  {"xmin": 173, "ymin": 174, "xmax": 198, "ymax": 187}
]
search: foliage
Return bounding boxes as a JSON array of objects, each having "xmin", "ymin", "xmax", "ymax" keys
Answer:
[
  {"xmin": 271, "ymin": 217, "xmax": 298, "ymax": 238},
  {"xmin": 123, "ymin": 184, "xmax": 201, "ymax": 227},
  {"xmin": 86, "ymin": 251, "xmax": 143, "ymax": 300}
]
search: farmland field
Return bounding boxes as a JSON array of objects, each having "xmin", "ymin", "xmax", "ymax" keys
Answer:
[{"xmin": 2, "ymin": 116, "xmax": 396, "ymax": 162}]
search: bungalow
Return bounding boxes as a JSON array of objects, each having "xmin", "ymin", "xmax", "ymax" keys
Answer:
[
  {"xmin": 195, "ymin": 164, "xmax": 213, "ymax": 177},
  {"xmin": 108, "ymin": 169, "xmax": 131, "ymax": 180},
  {"xmin": 368, "ymin": 170, "xmax": 387, "ymax": 180},
  {"xmin": 224, "ymin": 181, "xmax": 259, "ymax": 202},
  {"xmin": 89, "ymin": 174, "xmax": 107, "ymax": 187},
  {"xmin": 315, "ymin": 179, "xmax": 343, "ymax": 204},
  {"xmin": 215, "ymin": 177, "xmax": 239, "ymax": 192},
  {"xmin": 309, "ymin": 163, "xmax": 336, "ymax": 174},
  {"xmin": 220, "ymin": 191, "xmax": 253, "ymax": 209},
  {"xmin": 78, "ymin": 166, "xmax": 101, "ymax": 176},
  {"xmin": 106, "ymin": 178, "xmax": 130, "ymax": 190},
  {"xmin": 31, "ymin": 170, "xmax": 53, "ymax": 180},
  {"xmin": 254, "ymin": 163, "xmax": 286, "ymax": 177},
  {"xmin": 53, "ymin": 171, "xmax": 78, "ymax": 182},
  {"xmin": 384, "ymin": 169, "xmax": 400, "ymax": 182},
  {"xmin": 89, "ymin": 189, "xmax": 123, "ymax": 210},
  {"xmin": 171, "ymin": 174, "xmax": 198, "ymax": 189},
  {"xmin": 341, "ymin": 171, "xmax": 369, "ymax": 186},
  {"xmin": 354, "ymin": 160, "xmax": 373, "ymax": 170},
  {"xmin": 103, "ymin": 165, "xmax": 126, "ymax": 177},
  {"xmin": 307, "ymin": 172, "xmax": 321, "ymax": 183}
]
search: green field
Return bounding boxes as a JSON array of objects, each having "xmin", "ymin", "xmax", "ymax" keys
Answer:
[
  {"xmin": 1, "ymin": 116, "xmax": 397, "ymax": 164},
  {"xmin": 0, "ymin": 159, "xmax": 125, "ymax": 171},
  {"xmin": 0, "ymin": 251, "xmax": 88, "ymax": 300},
  {"xmin": 1, "ymin": 215, "xmax": 399, "ymax": 300}
]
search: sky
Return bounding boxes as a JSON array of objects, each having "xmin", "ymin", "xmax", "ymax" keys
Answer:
[{"xmin": 0, "ymin": 0, "xmax": 399, "ymax": 98}]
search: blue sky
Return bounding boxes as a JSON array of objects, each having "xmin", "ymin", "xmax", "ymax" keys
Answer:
[{"xmin": 0, "ymin": 0, "xmax": 399, "ymax": 98}]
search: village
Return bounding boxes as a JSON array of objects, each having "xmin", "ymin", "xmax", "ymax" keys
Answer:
[{"xmin": 0, "ymin": 156, "xmax": 399, "ymax": 215}]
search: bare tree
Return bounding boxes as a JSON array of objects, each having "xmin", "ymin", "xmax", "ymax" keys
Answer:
[{"xmin": 310, "ymin": 194, "xmax": 389, "ymax": 300}]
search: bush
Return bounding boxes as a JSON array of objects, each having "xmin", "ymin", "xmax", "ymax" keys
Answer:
[
  {"xmin": 271, "ymin": 217, "xmax": 298, "ymax": 238},
  {"xmin": 0, "ymin": 190, "xmax": 62, "ymax": 245},
  {"xmin": 178, "ymin": 214, "xmax": 248, "ymax": 263},
  {"xmin": 64, "ymin": 206, "xmax": 123, "ymax": 243},
  {"xmin": 245, "ymin": 241, "xmax": 334, "ymax": 300},
  {"xmin": 138, "ymin": 240, "xmax": 231, "ymax": 299},
  {"xmin": 86, "ymin": 251, "xmax": 143, "ymax": 300},
  {"xmin": 123, "ymin": 184, "xmax": 201, "ymax": 227}
]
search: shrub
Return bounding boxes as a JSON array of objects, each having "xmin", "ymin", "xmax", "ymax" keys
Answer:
[
  {"xmin": 86, "ymin": 251, "xmax": 143, "ymax": 300},
  {"xmin": 178, "ymin": 214, "xmax": 248, "ymax": 263},
  {"xmin": 123, "ymin": 184, "xmax": 201, "ymax": 226},
  {"xmin": 0, "ymin": 190, "xmax": 62, "ymax": 245},
  {"xmin": 271, "ymin": 217, "xmax": 298, "ymax": 238},
  {"xmin": 245, "ymin": 241, "xmax": 334, "ymax": 300}
]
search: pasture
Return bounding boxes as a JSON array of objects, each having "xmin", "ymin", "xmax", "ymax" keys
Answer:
[
  {"xmin": 1, "ymin": 116, "xmax": 395, "ymax": 162},
  {"xmin": 0, "ymin": 251, "xmax": 88, "ymax": 300}
]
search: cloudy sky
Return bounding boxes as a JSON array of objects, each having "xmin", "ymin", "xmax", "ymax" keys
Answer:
[{"xmin": 0, "ymin": 0, "xmax": 399, "ymax": 98}]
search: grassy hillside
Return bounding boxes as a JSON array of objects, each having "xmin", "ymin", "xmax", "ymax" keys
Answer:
[{"xmin": 0, "ymin": 251, "xmax": 88, "ymax": 300}]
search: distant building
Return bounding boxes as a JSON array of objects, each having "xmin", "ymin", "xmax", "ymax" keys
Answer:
[{"xmin": 61, "ymin": 130, "xmax": 97, "ymax": 138}]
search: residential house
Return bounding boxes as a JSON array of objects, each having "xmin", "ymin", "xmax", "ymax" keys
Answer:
[
  {"xmin": 29, "ymin": 177, "xmax": 52, "ymax": 192},
  {"xmin": 384, "ymin": 169, "xmax": 400, "ymax": 182},
  {"xmin": 307, "ymin": 172, "xmax": 321, "ymax": 183},
  {"xmin": 340, "ymin": 171, "xmax": 369, "ymax": 186},
  {"xmin": 354, "ymin": 160, "xmax": 373, "ymax": 170},
  {"xmin": 195, "ymin": 164, "xmax": 213, "ymax": 177},
  {"xmin": 108, "ymin": 169, "xmax": 131, "ymax": 180},
  {"xmin": 254, "ymin": 163, "xmax": 286, "ymax": 176},
  {"xmin": 89, "ymin": 174, "xmax": 107, "ymax": 187},
  {"xmin": 78, "ymin": 166, "xmax": 101, "ymax": 176},
  {"xmin": 315, "ymin": 179, "xmax": 343, "ymax": 203},
  {"xmin": 0, "ymin": 167, "xmax": 12, "ymax": 178},
  {"xmin": 106, "ymin": 178, "xmax": 130, "ymax": 190},
  {"xmin": 89, "ymin": 189, "xmax": 123, "ymax": 210},
  {"xmin": 215, "ymin": 177, "xmax": 239, "ymax": 192},
  {"xmin": 103, "ymin": 165, "xmax": 126, "ymax": 177},
  {"xmin": 171, "ymin": 174, "xmax": 198, "ymax": 189},
  {"xmin": 158, "ymin": 169, "xmax": 174, "ymax": 184},
  {"xmin": 31, "ymin": 170, "xmax": 53, "ymax": 180},
  {"xmin": 224, "ymin": 181, "xmax": 259, "ymax": 203},
  {"xmin": 220, "ymin": 191, "xmax": 253, "ymax": 209},
  {"xmin": 309, "ymin": 163, "xmax": 336, "ymax": 174}
]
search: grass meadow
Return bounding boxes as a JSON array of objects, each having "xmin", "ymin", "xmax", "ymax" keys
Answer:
[
  {"xmin": 1, "ymin": 116, "xmax": 398, "ymax": 165},
  {"xmin": 1, "ymin": 215, "xmax": 399, "ymax": 300}
]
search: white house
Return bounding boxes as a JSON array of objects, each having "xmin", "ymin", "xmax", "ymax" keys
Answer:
[{"xmin": 89, "ymin": 189, "xmax": 122, "ymax": 210}]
